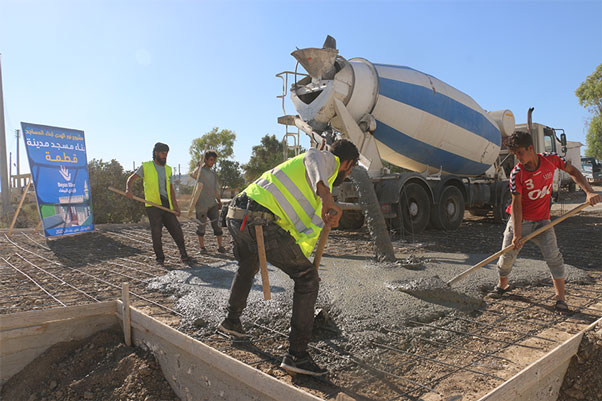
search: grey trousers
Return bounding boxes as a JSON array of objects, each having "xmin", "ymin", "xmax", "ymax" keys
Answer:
[
  {"xmin": 225, "ymin": 217, "xmax": 319, "ymax": 354},
  {"xmin": 497, "ymin": 219, "xmax": 565, "ymax": 279}
]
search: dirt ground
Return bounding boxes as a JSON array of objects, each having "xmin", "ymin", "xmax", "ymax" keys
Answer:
[
  {"xmin": 1, "ymin": 187, "xmax": 601, "ymax": 401},
  {"xmin": 1, "ymin": 326, "xmax": 178, "ymax": 401}
]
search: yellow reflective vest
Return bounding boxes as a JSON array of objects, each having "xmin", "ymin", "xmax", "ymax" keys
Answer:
[
  {"xmin": 142, "ymin": 161, "xmax": 173, "ymax": 209},
  {"xmin": 244, "ymin": 152, "xmax": 340, "ymax": 257}
]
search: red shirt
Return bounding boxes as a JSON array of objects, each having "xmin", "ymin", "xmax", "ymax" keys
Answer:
[{"xmin": 506, "ymin": 153, "xmax": 566, "ymax": 221}]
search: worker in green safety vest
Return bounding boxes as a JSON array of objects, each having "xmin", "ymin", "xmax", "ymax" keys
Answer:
[
  {"xmin": 126, "ymin": 142, "xmax": 191, "ymax": 267},
  {"xmin": 218, "ymin": 139, "xmax": 359, "ymax": 377}
]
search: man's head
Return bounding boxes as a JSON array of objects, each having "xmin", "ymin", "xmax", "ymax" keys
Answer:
[
  {"xmin": 153, "ymin": 142, "xmax": 169, "ymax": 166},
  {"xmin": 507, "ymin": 131, "xmax": 537, "ymax": 167},
  {"xmin": 330, "ymin": 139, "xmax": 359, "ymax": 186},
  {"xmin": 204, "ymin": 150, "xmax": 218, "ymax": 168}
]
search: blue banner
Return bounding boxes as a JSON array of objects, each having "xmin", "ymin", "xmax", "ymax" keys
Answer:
[{"xmin": 21, "ymin": 122, "xmax": 94, "ymax": 238}]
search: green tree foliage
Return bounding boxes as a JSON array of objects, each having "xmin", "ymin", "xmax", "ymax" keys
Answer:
[
  {"xmin": 576, "ymin": 64, "xmax": 602, "ymax": 159},
  {"xmin": 585, "ymin": 115, "xmax": 602, "ymax": 159},
  {"xmin": 88, "ymin": 159, "xmax": 145, "ymax": 224},
  {"xmin": 242, "ymin": 135, "xmax": 286, "ymax": 183},
  {"xmin": 188, "ymin": 127, "xmax": 236, "ymax": 172},
  {"xmin": 218, "ymin": 159, "xmax": 245, "ymax": 190}
]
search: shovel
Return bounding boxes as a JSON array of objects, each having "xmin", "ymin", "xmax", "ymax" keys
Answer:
[{"xmin": 395, "ymin": 202, "xmax": 590, "ymax": 298}]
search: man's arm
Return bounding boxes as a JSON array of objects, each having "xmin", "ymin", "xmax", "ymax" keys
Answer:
[
  {"xmin": 170, "ymin": 183, "xmax": 181, "ymax": 216},
  {"xmin": 316, "ymin": 181, "xmax": 342, "ymax": 227},
  {"xmin": 125, "ymin": 173, "xmax": 140, "ymax": 199},
  {"xmin": 563, "ymin": 163, "xmax": 601, "ymax": 206},
  {"xmin": 510, "ymin": 193, "xmax": 524, "ymax": 249}
]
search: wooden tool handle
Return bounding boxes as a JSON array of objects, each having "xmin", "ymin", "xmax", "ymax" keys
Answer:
[
  {"xmin": 446, "ymin": 202, "xmax": 590, "ymax": 286},
  {"xmin": 108, "ymin": 186, "xmax": 177, "ymax": 215},
  {"xmin": 187, "ymin": 182, "xmax": 204, "ymax": 218},
  {"xmin": 254, "ymin": 225, "xmax": 271, "ymax": 300},
  {"xmin": 313, "ymin": 209, "xmax": 338, "ymax": 270}
]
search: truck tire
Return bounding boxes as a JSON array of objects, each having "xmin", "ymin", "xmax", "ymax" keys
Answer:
[
  {"xmin": 493, "ymin": 187, "xmax": 512, "ymax": 224},
  {"xmin": 399, "ymin": 183, "xmax": 430, "ymax": 234},
  {"xmin": 430, "ymin": 186, "xmax": 464, "ymax": 230}
]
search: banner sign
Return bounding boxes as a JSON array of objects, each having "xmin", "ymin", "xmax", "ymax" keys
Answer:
[{"xmin": 21, "ymin": 122, "xmax": 94, "ymax": 237}]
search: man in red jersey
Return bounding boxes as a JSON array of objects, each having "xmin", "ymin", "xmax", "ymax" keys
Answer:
[{"xmin": 490, "ymin": 131, "xmax": 600, "ymax": 314}]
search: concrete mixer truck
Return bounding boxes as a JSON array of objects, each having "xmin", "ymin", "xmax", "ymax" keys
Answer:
[{"xmin": 276, "ymin": 36, "xmax": 568, "ymax": 233}]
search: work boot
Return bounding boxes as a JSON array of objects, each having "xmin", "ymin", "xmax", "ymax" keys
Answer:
[
  {"xmin": 217, "ymin": 318, "xmax": 249, "ymax": 339},
  {"xmin": 280, "ymin": 352, "xmax": 327, "ymax": 376}
]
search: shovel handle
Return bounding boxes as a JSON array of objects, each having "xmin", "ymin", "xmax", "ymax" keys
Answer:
[
  {"xmin": 446, "ymin": 202, "xmax": 590, "ymax": 287},
  {"xmin": 313, "ymin": 209, "xmax": 338, "ymax": 270},
  {"xmin": 108, "ymin": 186, "xmax": 177, "ymax": 215}
]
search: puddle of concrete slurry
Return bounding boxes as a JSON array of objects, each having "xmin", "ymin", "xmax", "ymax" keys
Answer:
[{"xmin": 146, "ymin": 252, "xmax": 593, "ymax": 344}]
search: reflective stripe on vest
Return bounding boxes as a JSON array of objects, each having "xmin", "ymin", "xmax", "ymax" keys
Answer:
[
  {"xmin": 142, "ymin": 161, "xmax": 173, "ymax": 209},
  {"xmin": 244, "ymin": 152, "xmax": 340, "ymax": 257}
]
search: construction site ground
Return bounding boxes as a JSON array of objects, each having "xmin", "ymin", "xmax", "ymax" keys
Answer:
[{"xmin": 1, "ymin": 187, "xmax": 601, "ymax": 401}]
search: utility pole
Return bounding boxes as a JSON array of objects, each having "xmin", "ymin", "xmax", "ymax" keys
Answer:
[
  {"xmin": 15, "ymin": 129, "xmax": 20, "ymax": 188},
  {"xmin": 0, "ymin": 54, "xmax": 11, "ymax": 221}
]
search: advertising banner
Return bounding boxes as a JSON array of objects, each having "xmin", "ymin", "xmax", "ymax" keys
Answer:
[{"xmin": 21, "ymin": 122, "xmax": 94, "ymax": 237}]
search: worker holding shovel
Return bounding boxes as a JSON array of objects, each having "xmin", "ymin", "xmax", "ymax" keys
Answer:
[
  {"xmin": 190, "ymin": 150, "xmax": 225, "ymax": 254},
  {"xmin": 217, "ymin": 139, "xmax": 359, "ymax": 377},
  {"xmin": 490, "ymin": 131, "xmax": 600, "ymax": 315},
  {"xmin": 125, "ymin": 142, "xmax": 192, "ymax": 267}
]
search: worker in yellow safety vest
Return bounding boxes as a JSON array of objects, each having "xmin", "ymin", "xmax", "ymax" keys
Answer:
[
  {"xmin": 126, "ymin": 142, "xmax": 191, "ymax": 267},
  {"xmin": 218, "ymin": 139, "xmax": 359, "ymax": 377}
]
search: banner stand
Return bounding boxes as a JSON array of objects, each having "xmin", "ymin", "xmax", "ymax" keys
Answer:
[{"xmin": 8, "ymin": 175, "xmax": 32, "ymax": 236}]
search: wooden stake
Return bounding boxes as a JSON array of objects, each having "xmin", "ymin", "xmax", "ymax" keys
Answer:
[
  {"xmin": 8, "ymin": 178, "xmax": 32, "ymax": 236},
  {"xmin": 254, "ymin": 225, "xmax": 271, "ymax": 300},
  {"xmin": 122, "ymin": 282, "xmax": 132, "ymax": 346}
]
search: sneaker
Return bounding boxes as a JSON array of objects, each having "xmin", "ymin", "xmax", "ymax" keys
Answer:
[
  {"xmin": 200, "ymin": 247, "xmax": 208, "ymax": 255},
  {"xmin": 217, "ymin": 246, "xmax": 226, "ymax": 253},
  {"xmin": 487, "ymin": 285, "xmax": 513, "ymax": 299},
  {"xmin": 181, "ymin": 257, "xmax": 194, "ymax": 266},
  {"xmin": 280, "ymin": 352, "xmax": 328, "ymax": 376},
  {"xmin": 217, "ymin": 318, "xmax": 249, "ymax": 339}
]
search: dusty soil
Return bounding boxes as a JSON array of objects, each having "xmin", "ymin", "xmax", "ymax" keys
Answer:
[
  {"xmin": 1, "ymin": 188, "xmax": 601, "ymax": 401},
  {"xmin": 1, "ymin": 326, "xmax": 178, "ymax": 401}
]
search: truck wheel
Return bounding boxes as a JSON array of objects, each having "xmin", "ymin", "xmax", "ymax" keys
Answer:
[
  {"xmin": 493, "ymin": 188, "xmax": 512, "ymax": 224},
  {"xmin": 430, "ymin": 186, "xmax": 464, "ymax": 230},
  {"xmin": 399, "ymin": 183, "xmax": 430, "ymax": 234}
]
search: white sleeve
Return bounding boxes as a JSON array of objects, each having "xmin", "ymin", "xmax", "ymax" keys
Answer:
[{"xmin": 303, "ymin": 148, "xmax": 338, "ymax": 194}]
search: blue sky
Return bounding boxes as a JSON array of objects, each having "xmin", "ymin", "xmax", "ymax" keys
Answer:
[{"xmin": 1, "ymin": 0, "xmax": 601, "ymax": 179}]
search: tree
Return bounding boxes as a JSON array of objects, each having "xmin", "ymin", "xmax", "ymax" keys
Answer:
[
  {"xmin": 218, "ymin": 159, "xmax": 245, "ymax": 190},
  {"xmin": 585, "ymin": 115, "xmax": 602, "ymax": 159},
  {"xmin": 242, "ymin": 135, "xmax": 287, "ymax": 183},
  {"xmin": 88, "ymin": 159, "xmax": 145, "ymax": 224},
  {"xmin": 189, "ymin": 127, "xmax": 236, "ymax": 172},
  {"xmin": 576, "ymin": 64, "xmax": 602, "ymax": 159}
]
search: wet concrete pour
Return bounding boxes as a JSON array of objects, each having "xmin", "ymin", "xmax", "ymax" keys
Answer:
[{"xmin": 146, "ymin": 250, "xmax": 593, "ymax": 362}]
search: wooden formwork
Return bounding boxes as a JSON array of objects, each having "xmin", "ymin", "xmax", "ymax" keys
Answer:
[
  {"xmin": 478, "ymin": 317, "xmax": 602, "ymax": 401},
  {"xmin": 1, "ymin": 297, "xmax": 599, "ymax": 401},
  {"xmin": 0, "ymin": 300, "xmax": 323, "ymax": 401}
]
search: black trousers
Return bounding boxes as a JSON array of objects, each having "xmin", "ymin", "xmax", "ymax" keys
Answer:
[
  {"xmin": 145, "ymin": 196, "xmax": 188, "ymax": 262},
  {"xmin": 226, "ymin": 217, "xmax": 319, "ymax": 354}
]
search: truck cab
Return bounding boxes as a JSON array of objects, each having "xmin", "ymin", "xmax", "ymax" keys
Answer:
[{"xmin": 581, "ymin": 157, "xmax": 602, "ymax": 185}]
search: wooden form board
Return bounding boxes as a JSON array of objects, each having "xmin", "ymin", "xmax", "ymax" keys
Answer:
[
  {"xmin": 0, "ymin": 302, "xmax": 118, "ymax": 385},
  {"xmin": 478, "ymin": 316, "xmax": 602, "ymax": 401},
  {"xmin": 116, "ymin": 301, "xmax": 324, "ymax": 401},
  {"xmin": 1, "ymin": 300, "xmax": 324, "ymax": 401}
]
